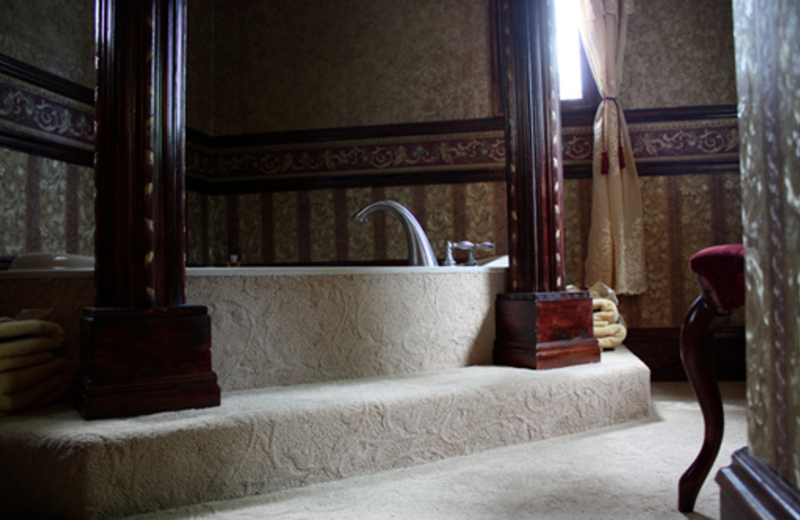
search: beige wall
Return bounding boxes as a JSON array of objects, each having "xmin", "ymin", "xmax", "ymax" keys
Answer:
[
  {"xmin": 187, "ymin": 0, "xmax": 494, "ymax": 135},
  {"xmin": 623, "ymin": 0, "xmax": 737, "ymax": 109},
  {"xmin": 0, "ymin": 0, "xmax": 94, "ymax": 87},
  {"xmin": 735, "ymin": 0, "xmax": 800, "ymax": 490},
  {"xmin": 0, "ymin": 0, "xmax": 743, "ymax": 333}
]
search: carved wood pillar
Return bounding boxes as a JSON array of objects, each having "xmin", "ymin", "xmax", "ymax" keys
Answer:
[
  {"xmin": 493, "ymin": 0, "xmax": 600, "ymax": 369},
  {"xmin": 75, "ymin": 0, "xmax": 220, "ymax": 419}
]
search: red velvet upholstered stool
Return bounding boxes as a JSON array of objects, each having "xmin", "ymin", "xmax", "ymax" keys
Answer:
[{"xmin": 678, "ymin": 244, "xmax": 745, "ymax": 512}]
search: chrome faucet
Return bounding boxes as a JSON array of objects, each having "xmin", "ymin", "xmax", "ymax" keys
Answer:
[{"xmin": 350, "ymin": 200, "xmax": 438, "ymax": 267}]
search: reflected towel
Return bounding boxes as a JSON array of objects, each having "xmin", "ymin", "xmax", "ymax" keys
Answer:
[
  {"xmin": 0, "ymin": 352, "xmax": 55, "ymax": 372},
  {"xmin": 0, "ymin": 320, "xmax": 65, "ymax": 358},
  {"xmin": 0, "ymin": 357, "xmax": 71, "ymax": 394},
  {"xmin": 0, "ymin": 361, "xmax": 73, "ymax": 414}
]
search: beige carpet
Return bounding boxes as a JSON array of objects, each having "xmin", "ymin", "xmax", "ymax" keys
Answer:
[
  {"xmin": 0, "ymin": 349, "xmax": 649, "ymax": 519},
  {"xmin": 129, "ymin": 381, "xmax": 747, "ymax": 520}
]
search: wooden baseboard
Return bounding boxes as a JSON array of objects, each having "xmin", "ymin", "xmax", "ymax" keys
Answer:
[
  {"xmin": 717, "ymin": 448, "xmax": 800, "ymax": 519},
  {"xmin": 624, "ymin": 327, "xmax": 745, "ymax": 381}
]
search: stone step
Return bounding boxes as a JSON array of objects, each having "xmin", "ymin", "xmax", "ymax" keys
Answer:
[{"xmin": 0, "ymin": 348, "xmax": 649, "ymax": 520}]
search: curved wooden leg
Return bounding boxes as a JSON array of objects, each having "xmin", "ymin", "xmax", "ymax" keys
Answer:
[{"xmin": 678, "ymin": 295, "xmax": 727, "ymax": 512}]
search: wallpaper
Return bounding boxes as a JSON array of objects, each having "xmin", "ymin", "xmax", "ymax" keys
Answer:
[
  {"xmin": 0, "ymin": 0, "xmax": 94, "ymax": 88},
  {"xmin": 186, "ymin": 0, "xmax": 216, "ymax": 136},
  {"xmin": 186, "ymin": 182, "xmax": 508, "ymax": 268},
  {"xmin": 186, "ymin": 170, "xmax": 743, "ymax": 332},
  {"xmin": 0, "ymin": 148, "xmax": 94, "ymax": 258},
  {"xmin": 622, "ymin": 0, "xmax": 737, "ymax": 109},
  {"xmin": 197, "ymin": 0, "xmax": 494, "ymax": 135},
  {"xmin": 735, "ymin": 0, "xmax": 800, "ymax": 489}
]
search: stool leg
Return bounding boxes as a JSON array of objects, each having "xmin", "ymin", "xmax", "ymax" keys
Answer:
[{"xmin": 678, "ymin": 294, "xmax": 727, "ymax": 512}]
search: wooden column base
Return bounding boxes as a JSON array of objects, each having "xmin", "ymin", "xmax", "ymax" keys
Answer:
[
  {"xmin": 493, "ymin": 291, "xmax": 600, "ymax": 370},
  {"xmin": 717, "ymin": 448, "xmax": 800, "ymax": 519},
  {"xmin": 75, "ymin": 305, "xmax": 220, "ymax": 420}
]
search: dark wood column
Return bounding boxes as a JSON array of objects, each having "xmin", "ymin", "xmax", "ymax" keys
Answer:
[
  {"xmin": 75, "ymin": 0, "xmax": 220, "ymax": 419},
  {"xmin": 493, "ymin": 0, "xmax": 599, "ymax": 370}
]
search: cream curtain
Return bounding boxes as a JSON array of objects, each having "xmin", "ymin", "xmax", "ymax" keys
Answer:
[{"xmin": 576, "ymin": 0, "xmax": 647, "ymax": 295}]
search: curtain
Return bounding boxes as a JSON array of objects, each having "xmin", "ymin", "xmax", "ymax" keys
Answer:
[{"xmin": 576, "ymin": 0, "xmax": 647, "ymax": 295}]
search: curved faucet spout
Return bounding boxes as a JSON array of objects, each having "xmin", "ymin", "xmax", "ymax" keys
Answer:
[{"xmin": 350, "ymin": 200, "xmax": 438, "ymax": 267}]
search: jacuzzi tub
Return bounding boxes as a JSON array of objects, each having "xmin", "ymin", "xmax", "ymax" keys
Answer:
[{"xmin": 0, "ymin": 256, "xmax": 508, "ymax": 391}]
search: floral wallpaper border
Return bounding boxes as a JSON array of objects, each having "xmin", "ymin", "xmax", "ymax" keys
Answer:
[
  {"xmin": 189, "ymin": 132, "xmax": 508, "ymax": 181},
  {"xmin": 187, "ymin": 118, "xmax": 740, "ymax": 182},
  {"xmin": 0, "ymin": 74, "xmax": 94, "ymax": 150},
  {"xmin": 562, "ymin": 118, "xmax": 740, "ymax": 164}
]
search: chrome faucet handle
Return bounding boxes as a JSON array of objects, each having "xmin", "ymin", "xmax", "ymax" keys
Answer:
[
  {"xmin": 452, "ymin": 241, "xmax": 495, "ymax": 266},
  {"xmin": 443, "ymin": 241, "xmax": 457, "ymax": 266},
  {"xmin": 453, "ymin": 241, "xmax": 478, "ymax": 266}
]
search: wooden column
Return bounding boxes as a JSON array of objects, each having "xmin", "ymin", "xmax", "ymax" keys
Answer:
[
  {"xmin": 493, "ymin": 0, "xmax": 599, "ymax": 369},
  {"xmin": 74, "ymin": 0, "xmax": 220, "ymax": 419}
]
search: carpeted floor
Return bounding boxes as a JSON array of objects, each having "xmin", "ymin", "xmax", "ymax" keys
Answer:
[{"xmin": 131, "ymin": 381, "xmax": 747, "ymax": 520}]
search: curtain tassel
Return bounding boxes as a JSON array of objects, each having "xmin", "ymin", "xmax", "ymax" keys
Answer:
[{"xmin": 601, "ymin": 151, "xmax": 609, "ymax": 174}]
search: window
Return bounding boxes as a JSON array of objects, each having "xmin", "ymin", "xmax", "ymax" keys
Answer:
[
  {"xmin": 555, "ymin": 0, "xmax": 583, "ymax": 100},
  {"xmin": 554, "ymin": 0, "xmax": 600, "ymax": 114}
]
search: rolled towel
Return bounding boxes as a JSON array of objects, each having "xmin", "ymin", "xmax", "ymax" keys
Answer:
[
  {"xmin": 591, "ymin": 298, "xmax": 627, "ymax": 350},
  {"xmin": 0, "ymin": 351, "xmax": 56, "ymax": 372},
  {"xmin": 0, "ymin": 319, "xmax": 65, "ymax": 358},
  {"xmin": 0, "ymin": 361, "xmax": 73, "ymax": 415},
  {"xmin": 0, "ymin": 357, "xmax": 71, "ymax": 394},
  {"xmin": 594, "ymin": 323, "xmax": 627, "ymax": 350}
]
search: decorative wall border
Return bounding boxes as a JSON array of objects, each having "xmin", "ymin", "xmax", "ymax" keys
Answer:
[
  {"xmin": 0, "ymin": 51, "xmax": 741, "ymax": 187},
  {"xmin": 563, "ymin": 117, "xmax": 741, "ymax": 178},
  {"xmin": 0, "ymin": 52, "xmax": 94, "ymax": 166}
]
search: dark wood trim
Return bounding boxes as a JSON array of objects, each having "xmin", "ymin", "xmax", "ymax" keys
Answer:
[
  {"xmin": 0, "ymin": 51, "xmax": 94, "ymax": 105},
  {"xmin": 564, "ymin": 156, "xmax": 741, "ymax": 179},
  {"xmin": 490, "ymin": 0, "xmax": 599, "ymax": 371},
  {"xmin": 189, "ymin": 117, "xmax": 505, "ymax": 149},
  {"xmin": 562, "ymin": 103, "xmax": 738, "ymax": 128},
  {"xmin": 186, "ymin": 167, "xmax": 506, "ymax": 194},
  {"xmin": 717, "ymin": 448, "xmax": 800, "ymax": 520},
  {"xmin": 78, "ymin": 0, "xmax": 219, "ymax": 420},
  {"xmin": 0, "ymin": 129, "xmax": 93, "ymax": 167},
  {"xmin": 624, "ymin": 326, "xmax": 745, "ymax": 382}
]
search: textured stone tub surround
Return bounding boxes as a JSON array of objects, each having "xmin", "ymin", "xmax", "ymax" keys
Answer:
[{"xmin": 0, "ymin": 266, "xmax": 507, "ymax": 391}]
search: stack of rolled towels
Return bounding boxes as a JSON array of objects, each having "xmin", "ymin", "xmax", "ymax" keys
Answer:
[
  {"xmin": 0, "ymin": 317, "xmax": 74, "ymax": 416},
  {"xmin": 588, "ymin": 282, "xmax": 627, "ymax": 350},
  {"xmin": 568, "ymin": 282, "xmax": 628, "ymax": 350}
]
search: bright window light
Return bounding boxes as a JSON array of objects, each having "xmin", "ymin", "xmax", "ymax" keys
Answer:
[{"xmin": 555, "ymin": 0, "xmax": 584, "ymax": 100}]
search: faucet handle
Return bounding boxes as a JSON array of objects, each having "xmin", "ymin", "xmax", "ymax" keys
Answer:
[
  {"xmin": 452, "ymin": 241, "xmax": 494, "ymax": 266},
  {"xmin": 442, "ymin": 241, "xmax": 457, "ymax": 266}
]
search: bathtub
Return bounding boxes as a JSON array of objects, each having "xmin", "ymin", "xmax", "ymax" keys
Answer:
[{"xmin": 0, "ymin": 257, "xmax": 508, "ymax": 391}]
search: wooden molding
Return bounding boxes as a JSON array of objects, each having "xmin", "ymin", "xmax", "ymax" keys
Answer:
[
  {"xmin": 186, "ymin": 167, "xmax": 506, "ymax": 194},
  {"xmin": 191, "ymin": 117, "xmax": 505, "ymax": 150},
  {"xmin": 76, "ymin": 306, "xmax": 219, "ymax": 420},
  {"xmin": 0, "ymin": 51, "xmax": 94, "ymax": 104},
  {"xmin": 562, "ymin": 103, "xmax": 738, "ymax": 128},
  {"xmin": 624, "ymin": 327, "xmax": 745, "ymax": 381},
  {"xmin": 717, "ymin": 448, "xmax": 800, "ymax": 519},
  {"xmin": 493, "ymin": 292, "xmax": 600, "ymax": 370},
  {"xmin": 564, "ymin": 156, "xmax": 741, "ymax": 179},
  {"xmin": 77, "ymin": 0, "xmax": 220, "ymax": 419},
  {"xmin": 0, "ymin": 129, "xmax": 93, "ymax": 167}
]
